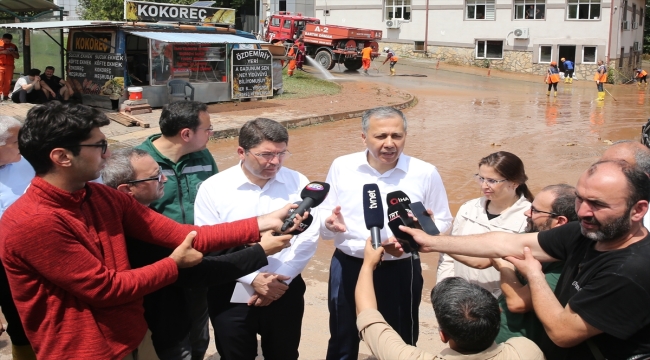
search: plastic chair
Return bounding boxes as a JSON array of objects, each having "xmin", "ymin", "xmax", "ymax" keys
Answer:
[{"xmin": 168, "ymin": 80, "xmax": 195, "ymax": 102}]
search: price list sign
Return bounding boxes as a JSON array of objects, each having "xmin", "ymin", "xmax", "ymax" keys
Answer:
[
  {"xmin": 68, "ymin": 52, "xmax": 125, "ymax": 95},
  {"xmin": 231, "ymin": 49, "xmax": 273, "ymax": 100}
]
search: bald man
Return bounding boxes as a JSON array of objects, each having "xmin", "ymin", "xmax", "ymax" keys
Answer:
[{"xmin": 600, "ymin": 140, "xmax": 650, "ymax": 228}]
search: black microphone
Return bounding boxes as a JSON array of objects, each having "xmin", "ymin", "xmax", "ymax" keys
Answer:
[
  {"xmin": 387, "ymin": 191, "xmax": 440, "ymax": 236},
  {"xmin": 386, "ymin": 190, "xmax": 411, "ymax": 207},
  {"xmin": 281, "ymin": 182, "xmax": 330, "ymax": 232},
  {"xmin": 386, "ymin": 203, "xmax": 419, "ymax": 257},
  {"xmin": 362, "ymin": 184, "xmax": 384, "ymax": 249},
  {"xmin": 289, "ymin": 213, "xmax": 314, "ymax": 235}
]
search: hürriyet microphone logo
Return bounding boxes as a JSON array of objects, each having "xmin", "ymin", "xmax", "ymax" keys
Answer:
[
  {"xmin": 367, "ymin": 189, "xmax": 378, "ymax": 209},
  {"xmin": 306, "ymin": 183, "xmax": 325, "ymax": 191}
]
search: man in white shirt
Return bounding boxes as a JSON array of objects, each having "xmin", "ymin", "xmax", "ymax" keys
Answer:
[
  {"xmin": 321, "ymin": 106, "xmax": 453, "ymax": 359},
  {"xmin": 194, "ymin": 118, "xmax": 320, "ymax": 360},
  {"xmin": 0, "ymin": 116, "xmax": 36, "ymax": 358},
  {"xmin": 10, "ymin": 68, "xmax": 45, "ymax": 104}
]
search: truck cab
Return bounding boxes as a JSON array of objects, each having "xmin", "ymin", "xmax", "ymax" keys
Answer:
[{"xmin": 264, "ymin": 12, "xmax": 320, "ymax": 43}]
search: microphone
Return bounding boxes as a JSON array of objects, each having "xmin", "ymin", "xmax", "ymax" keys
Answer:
[
  {"xmin": 289, "ymin": 213, "xmax": 314, "ymax": 235},
  {"xmin": 386, "ymin": 203, "xmax": 420, "ymax": 257},
  {"xmin": 386, "ymin": 190, "xmax": 411, "ymax": 206},
  {"xmin": 387, "ymin": 191, "xmax": 440, "ymax": 236},
  {"xmin": 281, "ymin": 182, "xmax": 330, "ymax": 232},
  {"xmin": 362, "ymin": 184, "xmax": 384, "ymax": 249}
]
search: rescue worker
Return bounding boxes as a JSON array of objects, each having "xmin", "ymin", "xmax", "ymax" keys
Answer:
[
  {"xmin": 361, "ymin": 44, "xmax": 373, "ymax": 75},
  {"xmin": 546, "ymin": 61, "xmax": 560, "ymax": 97},
  {"xmin": 287, "ymin": 42, "xmax": 298, "ymax": 77},
  {"xmin": 0, "ymin": 34, "xmax": 19, "ymax": 100},
  {"xmin": 382, "ymin": 47, "xmax": 398, "ymax": 76},
  {"xmin": 594, "ymin": 60, "xmax": 607, "ymax": 101},
  {"xmin": 635, "ymin": 68, "xmax": 647, "ymax": 89},
  {"xmin": 296, "ymin": 40, "xmax": 306, "ymax": 72},
  {"xmin": 561, "ymin": 57, "xmax": 574, "ymax": 84}
]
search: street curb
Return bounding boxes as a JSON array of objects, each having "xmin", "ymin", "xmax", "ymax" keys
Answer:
[{"xmin": 208, "ymin": 92, "xmax": 418, "ymax": 140}]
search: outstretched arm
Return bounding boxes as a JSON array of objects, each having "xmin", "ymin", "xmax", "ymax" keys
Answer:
[{"xmin": 491, "ymin": 258, "xmax": 532, "ymax": 313}]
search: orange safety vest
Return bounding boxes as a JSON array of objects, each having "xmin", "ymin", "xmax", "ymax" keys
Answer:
[
  {"xmin": 548, "ymin": 66, "xmax": 560, "ymax": 83},
  {"xmin": 390, "ymin": 54, "xmax": 399, "ymax": 62},
  {"xmin": 593, "ymin": 65, "xmax": 607, "ymax": 82},
  {"xmin": 638, "ymin": 70, "xmax": 648, "ymax": 78},
  {"xmin": 0, "ymin": 40, "xmax": 17, "ymax": 67},
  {"xmin": 361, "ymin": 47, "xmax": 373, "ymax": 60}
]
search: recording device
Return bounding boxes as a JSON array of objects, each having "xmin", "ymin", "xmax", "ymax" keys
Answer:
[
  {"xmin": 386, "ymin": 191, "xmax": 440, "ymax": 236},
  {"xmin": 280, "ymin": 181, "xmax": 330, "ymax": 232},
  {"xmin": 289, "ymin": 213, "xmax": 314, "ymax": 235},
  {"xmin": 362, "ymin": 184, "xmax": 384, "ymax": 249}
]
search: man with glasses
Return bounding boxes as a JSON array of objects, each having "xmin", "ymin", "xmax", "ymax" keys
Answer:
[
  {"xmin": 102, "ymin": 148, "xmax": 294, "ymax": 360},
  {"xmin": 0, "ymin": 102, "xmax": 301, "ymax": 359},
  {"xmin": 136, "ymin": 100, "xmax": 217, "ymax": 359},
  {"xmin": 492, "ymin": 184, "xmax": 577, "ymax": 353},
  {"xmin": 194, "ymin": 118, "xmax": 320, "ymax": 360}
]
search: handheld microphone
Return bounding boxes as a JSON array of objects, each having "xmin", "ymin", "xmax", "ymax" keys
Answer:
[
  {"xmin": 281, "ymin": 181, "xmax": 330, "ymax": 232},
  {"xmin": 387, "ymin": 191, "xmax": 440, "ymax": 236},
  {"xmin": 387, "ymin": 203, "xmax": 420, "ymax": 257},
  {"xmin": 386, "ymin": 190, "xmax": 411, "ymax": 206},
  {"xmin": 289, "ymin": 213, "xmax": 314, "ymax": 235},
  {"xmin": 362, "ymin": 184, "xmax": 384, "ymax": 249}
]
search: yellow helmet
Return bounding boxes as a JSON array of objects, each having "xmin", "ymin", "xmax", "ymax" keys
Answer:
[{"xmin": 561, "ymin": 57, "xmax": 566, "ymax": 61}]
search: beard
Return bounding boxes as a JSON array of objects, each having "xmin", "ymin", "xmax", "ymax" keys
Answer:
[
  {"xmin": 525, "ymin": 217, "xmax": 554, "ymax": 233},
  {"xmin": 580, "ymin": 210, "xmax": 631, "ymax": 242}
]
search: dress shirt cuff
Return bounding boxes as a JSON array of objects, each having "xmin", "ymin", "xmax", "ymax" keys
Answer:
[
  {"xmin": 273, "ymin": 264, "xmax": 301, "ymax": 284},
  {"xmin": 238, "ymin": 271, "xmax": 260, "ymax": 285}
]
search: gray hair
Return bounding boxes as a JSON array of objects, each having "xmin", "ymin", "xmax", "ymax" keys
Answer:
[
  {"xmin": 361, "ymin": 107, "xmax": 407, "ymax": 134},
  {"xmin": 101, "ymin": 148, "xmax": 150, "ymax": 188},
  {"xmin": 612, "ymin": 140, "xmax": 650, "ymax": 174},
  {"xmin": 0, "ymin": 116, "xmax": 21, "ymax": 146}
]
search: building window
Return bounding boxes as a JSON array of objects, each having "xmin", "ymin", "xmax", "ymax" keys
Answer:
[
  {"xmin": 567, "ymin": 0, "xmax": 600, "ymax": 20},
  {"xmin": 539, "ymin": 45, "xmax": 552, "ymax": 62},
  {"xmin": 514, "ymin": 0, "xmax": 546, "ymax": 19},
  {"xmin": 476, "ymin": 40, "xmax": 503, "ymax": 58},
  {"xmin": 582, "ymin": 46, "xmax": 596, "ymax": 63},
  {"xmin": 622, "ymin": 0, "xmax": 627, "ymax": 21},
  {"xmin": 619, "ymin": 47, "xmax": 624, "ymax": 67},
  {"xmin": 466, "ymin": 0, "xmax": 495, "ymax": 20},
  {"xmin": 385, "ymin": 0, "xmax": 411, "ymax": 21},
  {"xmin": 414, "ymin": 41, "xmax": 425, "ymax": 51},
  {"xmin": 640, "ymin": 9, "xmax": 644, "ymax": 26}
]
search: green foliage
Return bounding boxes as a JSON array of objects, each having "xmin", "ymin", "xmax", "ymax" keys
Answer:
[
  {"xmin": 78, "ymin": 0, "xmax": 252, "ymax": 21},
  {"xmin": 278, "ymin": 67, "xmax": 341, "ymax": 99}
]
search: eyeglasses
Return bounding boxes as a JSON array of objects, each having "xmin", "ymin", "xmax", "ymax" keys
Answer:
[
  {"xmin": 126, "ymin": 166, "xmax": 164, "ymax": 184},
  {"xmin": 248, "ymin": 150, "xmax": 292, "ymax": 162},
  {"xmin": 473, "ymin": 174, "xmax": 508, "ymax": 187},
  {"xmin": 71, "ymin": 139, "xmax": 108, "ymax": 154},
  {"xmin": 530, "ymin": 205, "xmax": 559, "ymax": 217}
]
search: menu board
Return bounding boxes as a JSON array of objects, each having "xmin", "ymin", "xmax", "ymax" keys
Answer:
[
  {"xmin": 67, "ymin": 52, "xmax": 125, "ymax": 96},
  {"xmin": 231, "ymin": 49, "xmax": 273, "ymax": 99},
  {"xmin": 173, "ymin": 44, "xmax": 224, "ymax": 72}
]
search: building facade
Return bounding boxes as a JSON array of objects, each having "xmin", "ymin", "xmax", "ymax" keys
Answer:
[
  {"xmin": 313, "ymin": 0, "xmax": 645, "ymax": 81},
  {"xmin": 53, "ymin": 0, "xmax": 82, "ymax": 21}
]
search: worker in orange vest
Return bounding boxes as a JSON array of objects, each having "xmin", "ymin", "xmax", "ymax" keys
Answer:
[
  {"xmin": 635, "ymin": 68, "xmax": 647, "ymax": 89},
  {"xmin": 361, "ymin": 44, "xmax": 373, "ymax": 75},
  {"xmin": 382, "ymin": 47, "xmax": 398, "ymax": 76},
  {"xmin": 545, "ymin": 61, "xmax": 560, "ymax": 97},
  {"xmin": 287, "ymin": 42, "xmax": 298, "ymax": 77},
  {"xmin": 0, "ymin": 33, "xmax": 19, "ymax": 100},
  {"xmin": 594, "ymin": 60, "xmax": 607, "ymax": 101}
]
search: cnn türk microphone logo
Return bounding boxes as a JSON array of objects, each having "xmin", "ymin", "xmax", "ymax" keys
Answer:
[{"xmin": 367, "ymin": 190, "xmax": 378, "ymax": 209}]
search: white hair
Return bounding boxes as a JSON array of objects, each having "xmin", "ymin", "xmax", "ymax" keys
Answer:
[{"xmin": 0, "ymin": 116, "xmax": 21, "ymax": 146}]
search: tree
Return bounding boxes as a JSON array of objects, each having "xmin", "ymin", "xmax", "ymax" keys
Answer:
[{"xmin": 79, "ymin": 0, "xmax": 251, "ymax": 21}]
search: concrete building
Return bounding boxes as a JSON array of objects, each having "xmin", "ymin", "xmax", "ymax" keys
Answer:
[
  {"xmin": 53, "ymin": 0, "xmax": 82, "ymax": 21},
  {"xmin": 313, "ymin": 0, "xmax": 645, "ymax": 81}
]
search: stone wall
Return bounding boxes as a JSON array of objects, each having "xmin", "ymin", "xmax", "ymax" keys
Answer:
[{"xmin": 379, "ymin": 41, "xmax": 609, "ymax": 82}]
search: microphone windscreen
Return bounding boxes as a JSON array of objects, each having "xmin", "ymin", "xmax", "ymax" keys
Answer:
[
  {"xmin": 362, "ymin": 183, "xmax": 384, "ymax": 230},
  {"xmin": 386, "ymin": 190, "xmax": 411, "ymax": 207},
  {"xmin": 289, "ymin": 213, "xmax": 314, "ymax": 235},
  {"xmin": 300, "ymin": 182, "xmax": 330, "ymax": 207},
  {"xmin": 386, "ymin": 203, "xmax": 419, "ymax": 253}
]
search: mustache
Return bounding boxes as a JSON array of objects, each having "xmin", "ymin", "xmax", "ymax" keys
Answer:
[{"xmin": 580, "ymin": 216, "xmax": 600, "ymax": 226}]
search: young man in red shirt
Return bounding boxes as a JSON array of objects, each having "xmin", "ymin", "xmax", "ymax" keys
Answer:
[{"xmin": 0, "ymin": 101, "xmax": 300, "ymax": 359}]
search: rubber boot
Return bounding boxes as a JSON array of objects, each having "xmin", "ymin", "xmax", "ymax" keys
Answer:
[
  {"xmin": 564, "ymin": 77, "xmax": 569, "ymax": 84},
  {"xmin": 390, "ymin": 68, "xmax": 395, "ymax": 76},
  {"xmin": 569, "ymin": 78, "xmax": 573, "ymax": 84},
  {"xmin": 597, "ymin": 91, "xmax": 605, "ymax": 101},
  {"xmin": 12, "ymin": 344, "xmax": 37, "ymax": 360},
  {"xmin": 546, "ymin": 90, "xmax": 550, "ymax": 96},
  {"xmin": 554, "ymin": 91, "xmax": 558, "ymax": 97}
]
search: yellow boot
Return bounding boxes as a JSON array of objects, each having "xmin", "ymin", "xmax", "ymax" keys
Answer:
[
  {"xmin": 597, "ymin": 91, "xmax": 605, "ymax": 101},
  {"xmin": 546, "ymin": 90, "xmax": 550, "ymax": 96},
  {"xmin": 390, "ymin": 68, "xmax": 395, "ymax": 76},
  {"xmin": 554, "ymin": 91, "xmax": 558, "ymax": 97},
  {"xmin": 564, "ymin": 77, "xmax": 569, "ymax": 84},
  {"xmin": 569, "ymin": 78, "xmax": 573, "ymax": 84}
]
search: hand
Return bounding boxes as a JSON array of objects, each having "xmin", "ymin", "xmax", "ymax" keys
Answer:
[
  {"xmin": 257, "ymin": 203, "xmax": 307, "ymax": 234},
  {"xmin": 168, "ymin": 231, "xmax": 203, "ymax": 268},
  {"xmin": 259, "ymin": 230, "xmax": 293, "ymax": 256},
  {"xmin": 596, "ymin": 81, "xmax": 600, "ymax": 84},
  {"xmin": 363, "ymin": 237, "xmax": 385, "ymax": 270},
  {"xmin": 381, "ymin": 237, "xmax": 404, "ymax": 257},
  {"xmin": 325, "ymin": 206, "xmax": 347, "ymax": 233},
  {"xmin": 398, "ymin": 226, "xmax": 436, "ymax": 253},
  {"xmin": 248, "ymin": 293, "xmax": 274, "ymax": 306},
  {"xmin": 490, "ymin": 257, "xmax": 515, "ymax": 272},
  {"xmin": 34, "ymin": 76, "xmax": 40, "ymax": 81},
  {"xmin": 251, "ymin": 273, "xmax": 289, "ymax": 300},
  {"xmin": 504, "ymin": 247, "xmax": 543, "ymax": 280},
  {"xmin": 49, "ymin": 90, "xmax": 56, "ymax": 97}
]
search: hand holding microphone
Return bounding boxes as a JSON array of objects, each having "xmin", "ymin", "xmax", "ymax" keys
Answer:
[{"xmin": 280, "ymin": 181, "xmax": 330, "ymax": 232}]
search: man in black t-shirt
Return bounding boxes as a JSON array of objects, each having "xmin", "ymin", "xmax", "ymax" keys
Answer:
[
  {"xmin": 399, "ymin": 160, "xmax": 650, "ymax": 359},
  {"xmin": 40, "ymin": 66, "xmax": 74, "ymax": 102}
]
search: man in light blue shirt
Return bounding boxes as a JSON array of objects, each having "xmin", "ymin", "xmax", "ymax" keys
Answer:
[{"xmin": 0, "ymin": 115, "xmax": 35, "ymax": 359}]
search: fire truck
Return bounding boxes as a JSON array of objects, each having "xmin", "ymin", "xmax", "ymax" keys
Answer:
[{"xmin": 264, "ymin": 12, "xmax": 382, "ymax": 71}]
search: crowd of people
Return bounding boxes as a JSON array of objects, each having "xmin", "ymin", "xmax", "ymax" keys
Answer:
[{"xmin": 0, "ymin": 100, "xmax": 649, "ymax": 360}]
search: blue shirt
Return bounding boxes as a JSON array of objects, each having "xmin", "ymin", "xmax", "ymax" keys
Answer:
[
  {"xmin": 0, "ymin": 156, "xmax": 35, "ymax": 218},
  {"xmin": 564, "ymin": 60, "xmax": 574, "ymax": 70}
]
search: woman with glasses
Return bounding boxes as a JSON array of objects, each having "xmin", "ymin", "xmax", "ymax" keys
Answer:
[{"xmin": 437, "ymin": 151, "xmax": 534, "ymax": 297}]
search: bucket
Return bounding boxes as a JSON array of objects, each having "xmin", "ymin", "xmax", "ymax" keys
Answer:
[{"xmin": 128, "ymin": 87, "xmax": 143, "ymax": 100}]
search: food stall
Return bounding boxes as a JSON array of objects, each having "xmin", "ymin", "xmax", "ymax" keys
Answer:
[{"xmin": 0, "ymin": 0, "xmax": 271, "ymax": 109}]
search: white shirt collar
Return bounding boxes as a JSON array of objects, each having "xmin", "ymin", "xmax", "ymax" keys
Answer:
[
  {"xmin": 357, "ymin": 149, "xmax": 408, "ymax": 177},
  {"xmin": 234, "ymin": 161, "xmax": 287, "ymax": 191}
]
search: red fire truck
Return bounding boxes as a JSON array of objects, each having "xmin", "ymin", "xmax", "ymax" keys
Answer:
[{"xmin": 264, "ymin": 12, "xmax": 382, "ymax": 71}]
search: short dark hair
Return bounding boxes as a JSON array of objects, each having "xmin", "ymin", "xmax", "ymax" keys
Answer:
[
  {"xmin": 542, "ymin": 184, "xmax": 578, "ymax": 221},
  {"xmin": 159, "ymin": 101, "xmax": 208, "ymax": 137},
  {"xmin": 2, "ymin": 33, "xmax": 12, "ymax": 40},
  {"xmin": 45, "ymin": 66, "xmax": 55, "ymax": 71},
  {"xmin": 28, "ymin": 69, "xmax": 41, "ymax": 77},
  {"xmin": 19, "ymin": 101, "xmax": 110, "ymax": 175},
  {"xmin": 431, "ymin": 277, "xmax": 500, "ymax": 352},
  {"xmin": 588, "ymin": 160, "xmax": 650, "ymax": 208},
  {"xmin": 239, "ymin": 118, "xmax": 288, "ymax": 150}
]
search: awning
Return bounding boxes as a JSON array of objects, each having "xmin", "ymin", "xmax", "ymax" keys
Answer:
[
  {"xmin": 0, "ymin": 0, "xmax": 59, "ymax": 13},
  {"xmin": 126, "ymin": 31, "xmax": 266, "ymax": 44},
  {"xmin": 0, "ymin": 20, "xmax": 125, "ymax": 30}
]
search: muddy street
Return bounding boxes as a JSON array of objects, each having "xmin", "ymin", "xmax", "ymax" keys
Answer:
[{"xmin": 204, "ymin": 61, "xmax": 650, "ymax": 359}]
